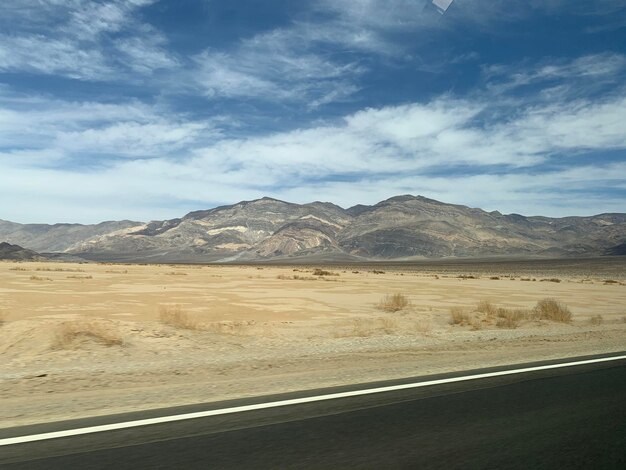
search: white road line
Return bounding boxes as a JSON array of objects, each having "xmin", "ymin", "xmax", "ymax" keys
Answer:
[{"xmin": 2, "ymin": 354, "xmax": 625, "ymax": 446}]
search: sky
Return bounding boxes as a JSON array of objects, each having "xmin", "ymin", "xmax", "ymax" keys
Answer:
[{"xmin": 1, "ymin": 0, "xmax": 625, "ymax": 224}]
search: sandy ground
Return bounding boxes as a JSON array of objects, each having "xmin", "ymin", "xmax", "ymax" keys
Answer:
[{"xmin": 1, "ymin": 259, "xmax": 625, "ymax": 427}]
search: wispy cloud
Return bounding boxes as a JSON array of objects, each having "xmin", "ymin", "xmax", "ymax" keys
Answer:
[
  {"xmin": 0, "ymin": 0, "xmax": 177, "ymax": 80},
  {"xmin": 2, "ymin": 52, "xmax": 625, "ymax": 222}
]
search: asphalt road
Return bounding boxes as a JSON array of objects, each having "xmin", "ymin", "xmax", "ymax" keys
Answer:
[{"xmin": 2, "ymin": 353, "xmax": 625, "ymax": 469}]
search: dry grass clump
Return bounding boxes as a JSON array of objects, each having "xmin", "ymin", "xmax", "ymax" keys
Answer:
[
  {"xmin": 589, "ymin": 315, "xmax": 603, "ymax": 325},
  {"xmin": 489, "ymin": 276, "xmax": 500, "ymax": 280},
  {"xmin": 495, "ymin": 308, "xmax": 529, "ymax": 329},
  {"xmin": 164, "ymin": 271, "xmax": 187, "ymax": 276},
  {"xmin": 540, "ymin": 278, "xmax": 561, "ymax": 283},
  {"xmin": 458, "ymin": 275, "xmax": 478, "ymax": 280},
  {"xmin": 345, "ymin": 317, "xmax": 399, "ymax": 337},
  {"xmin": 206, "ymin": 320, "xmax": 254, "ymax": 335},
  {"xmin": 476, "ymin": 301, "xmax": 498, "ymax": 318},
  {"xmin": 533, "ymin": 298, "xmax": 572, "ymax": 323},
  {"xmin": 450, "ymin": 299, "xmax": 573, "ymax": 329},
  {"xmin": 36, "ymin": 267, "xmax": 84, "ymax": 272},
  {"xmin": 30, "ymin": 275, "xmax": 51, "ymax": 281},
  {"xmin": 450, "ymin": 307, "xmax": 470, "ymax": 325},
  {"xmin": 414, "ymin": 319, "xmax": 432, "ymax": 333},
  {"xmin": 377, "ymin": 293, "xmax": 410, "ymax": 312},
  {"xmin": 53, "ymin": 320, "xmax": 124, "ymax": 349},
  {"xmin": 312, "ymin": 268, "xmax": 338, "ymax": 276},
  {"xmin": 67, "ymin": 275, "xmax": 93, "ymax": 279},
  {"xmin": 9, "ymin": 266, "xmax": 28, "ymax": 271},
  {"xmin": 159, "ymin": 305, "xmax": 202, "ymax": 330},
  {"xmin": 277, "ymin": 274, "xmax": 317, "ymax": 281}
]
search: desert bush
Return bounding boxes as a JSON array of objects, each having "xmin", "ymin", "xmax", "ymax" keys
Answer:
[
  {"xmin": 9, "ymin": 266, "xmax": 28, "ymax": 271},
  {"xmin": 30, "ymin": 275, "xmax": 51, "ymax": 281},
  {"xmin": 206, "ymin": 320, "xmax": 254, "ymax": 335},
  {"xmin": 414, "ymin": 319, "xmax": 432, "ymax": 333},
  {"xmin": 450, "ymin": 307, "xmax": 470, "ymax": 325},
  {"xmin": 36, "ymin": 267, "xmax": 84, "ymax": 272},
  {"xmin": 312, "ymin": 268, "xmax": 338, "ymax": 276},
  {"xmin": 540, "ymin": 278, "xmax": 561, "ymax": 283},
  {"xmin": 489, "ymin": 276, "xmax": 500, "ymax": 280},
  {"xmin": 458, "ymin": 275, "xmax": 478, "ymax": 280},
  {"xmin": 476, "ymin": 300, "xmax": 498, "ymax": 318},
  {"xmin": 67, "ymin": 275, "xmax": 93, "ymax": 279},
  {"xmin": 159, "ymin": 305, "xmax": 202, "ymax": 330},
  {"xmin": 370, "ymin": 270, "xmax": 385, "ymax": 274},
  {"xmin": 53, "ymin": 320, "xmax": 124, "ymax": 349},
  {"xmin": 495, "ymin": 308, "xmax": 528, "ymax": 329},
  {"xmin": 349, "ymin": 317, "xmax": 398, "ymax": 336},
  {"xmin": 589, "ymin": 315, "xmax": 603, "ymax": 325},
  {"xmin": 377, "ymin": 293, "xmax": 410, "ymax": 312},
  {"xmin": 277, "ymin": 274, "xmax": 316, "ymax": 281},
  {"xmin": 379, "ymin": 317, "xmax": 399, "ymax": 334},
  {"xmin": 533, "ymin": 298, "xmax": 572, "ymax": 323},
  {"xmin": 603, "ymin": 279, "xmax": 621, "ymax": 285},
  {"xmin": 164, "ymin": 272, "xmax": 187, "ymax": 276}
]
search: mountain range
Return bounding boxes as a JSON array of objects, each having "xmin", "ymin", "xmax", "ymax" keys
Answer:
[{"xmin": 1, "ymin": 195, "xmax": 624, "ymax": 262}]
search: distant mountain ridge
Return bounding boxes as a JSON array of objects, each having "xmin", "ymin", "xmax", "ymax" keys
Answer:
[
  {"xmin": 1, "ymin": 195, "xmax": 624, "ymax": 262},
  {"xmin": 0, "ymin": 242, "xmax": 45, "ymax": 261}
]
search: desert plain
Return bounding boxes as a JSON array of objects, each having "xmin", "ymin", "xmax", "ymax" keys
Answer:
[{"xmin": 1, "ymin": 258, "xmax": 625, "ymax": 427}]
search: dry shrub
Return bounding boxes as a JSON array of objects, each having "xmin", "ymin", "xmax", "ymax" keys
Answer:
[
  {"xmin": 533, "ymin": 298, "xmax": 572, "ymax": 323},
  {"xmin": 495, "ymin": 308, "xmax": 529, "ymax": 329},
  {"xmin": 37, "ymin": 267, "xmax": 84, "ymax": 272},
  {"xmin": 458, "ymin": 275, "xmax": 478, "ymax": 280},
  {"xmin": 9, "ymin": 266, "xmax": 28, "ymax": 271},
  {"xmin": 490, "ymin": 276, "xmax": 500, "ymax": 280},
  {"xmin": 540, "ymin": 278, "xmax": 562, "ymax": 283},
  {"xmin": 603, "ymin": 279, "xmax": 621, "ymax": 285},
  {"xmin": 476, "ymin": 300, "xmax": 498, "ymax": 318},
  {"xmin": 206, "ymin": 320, "xmax": 254, "ymax": 335},
  {"xmin": 377, "ymin": 293, "xmax": 410, "ymax": 312},
  {"xmin": 277, "ymin": 274, "xmax": 316, "ymax": 281},
  {"xmin": 67, "ymin": 275, "xmax": 93, "ymax": 279},
  {"xmin": 53, "ymin": 320, "xmax": 124, "ymax": 349},
  {"xmin": 165, "ymin": 272, "xmax": 187, "ymax": 276},
  {"xmin": 379, "ymin": 317, "xmax": 399, "ymax": 334},
  {"xmin": 350, "ymin": 317, "xmax": 399, "ymax": 336},
  {"xmin": 589, "ymin": 315, "xmax": 603, "ymax": 325},
  {"xmin": 450, "ymin": 307, "xmax": 470, "ymax": 325},
  {"xmin": 30, "ymin": 275, "xmax": 51, "ymax": 281},
  {"xmin": 159, "ymin": 305, "xmax": 202, "ymax": 330},
  {"xmin": 450, "ymin": 301, "xmax": 531, "ymax": 329},
  {"xmin": 312, "ymin": 268, "xmax": 338, "ymax": 276},
  {"xmin": 349, "ymin": 318, "xmax": 376, "ymax": 337},
  {"xmin": 414, "ymin": 319, "xmax": 432, "ymax": 333}
]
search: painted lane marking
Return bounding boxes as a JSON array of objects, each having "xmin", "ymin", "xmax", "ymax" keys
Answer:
[{"xmin": 2, "ymin": 354, "xmax": 625, "ymax": 446}]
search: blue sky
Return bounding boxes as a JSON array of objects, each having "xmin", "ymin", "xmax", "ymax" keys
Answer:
[{"xmin": 1, "ymin": 0, "xmax": 625, "ymax": 223}]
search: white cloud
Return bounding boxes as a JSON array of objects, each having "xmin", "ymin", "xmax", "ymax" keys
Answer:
[
  {"xmin": 0, "ymin": 89, "xmax": 218, "ymax": 162},
  {"xmin": 0, "ymin": 0, "xmax": 176, "ymax": 79},
  {"xmin": 3, "ymin": 59, "xmax": 626, "ymax": 223}
]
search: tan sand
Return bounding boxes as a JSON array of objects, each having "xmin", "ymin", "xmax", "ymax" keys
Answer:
[{"xmin": 0, "ymin": 260, "xmax": 625, "ymax": 427}]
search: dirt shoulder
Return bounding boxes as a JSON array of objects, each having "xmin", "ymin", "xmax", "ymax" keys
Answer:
[{"xmin": 0, "ymin": 259, "xmax": 624, "ymax": 427}]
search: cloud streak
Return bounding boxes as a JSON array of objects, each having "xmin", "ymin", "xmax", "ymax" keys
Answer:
[{"xmin": 1, "ymin": 52, "xmax": 625, "ymax": 222}]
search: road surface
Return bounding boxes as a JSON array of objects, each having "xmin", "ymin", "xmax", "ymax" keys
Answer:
[{"xmin": 1, "ymin": 353, "xmax": 625, "ymax": 469}]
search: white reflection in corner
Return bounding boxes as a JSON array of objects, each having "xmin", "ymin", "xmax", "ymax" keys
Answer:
[{"xmin": 431, "ymin": 0, "xmax": 454, "ymax": 14}]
